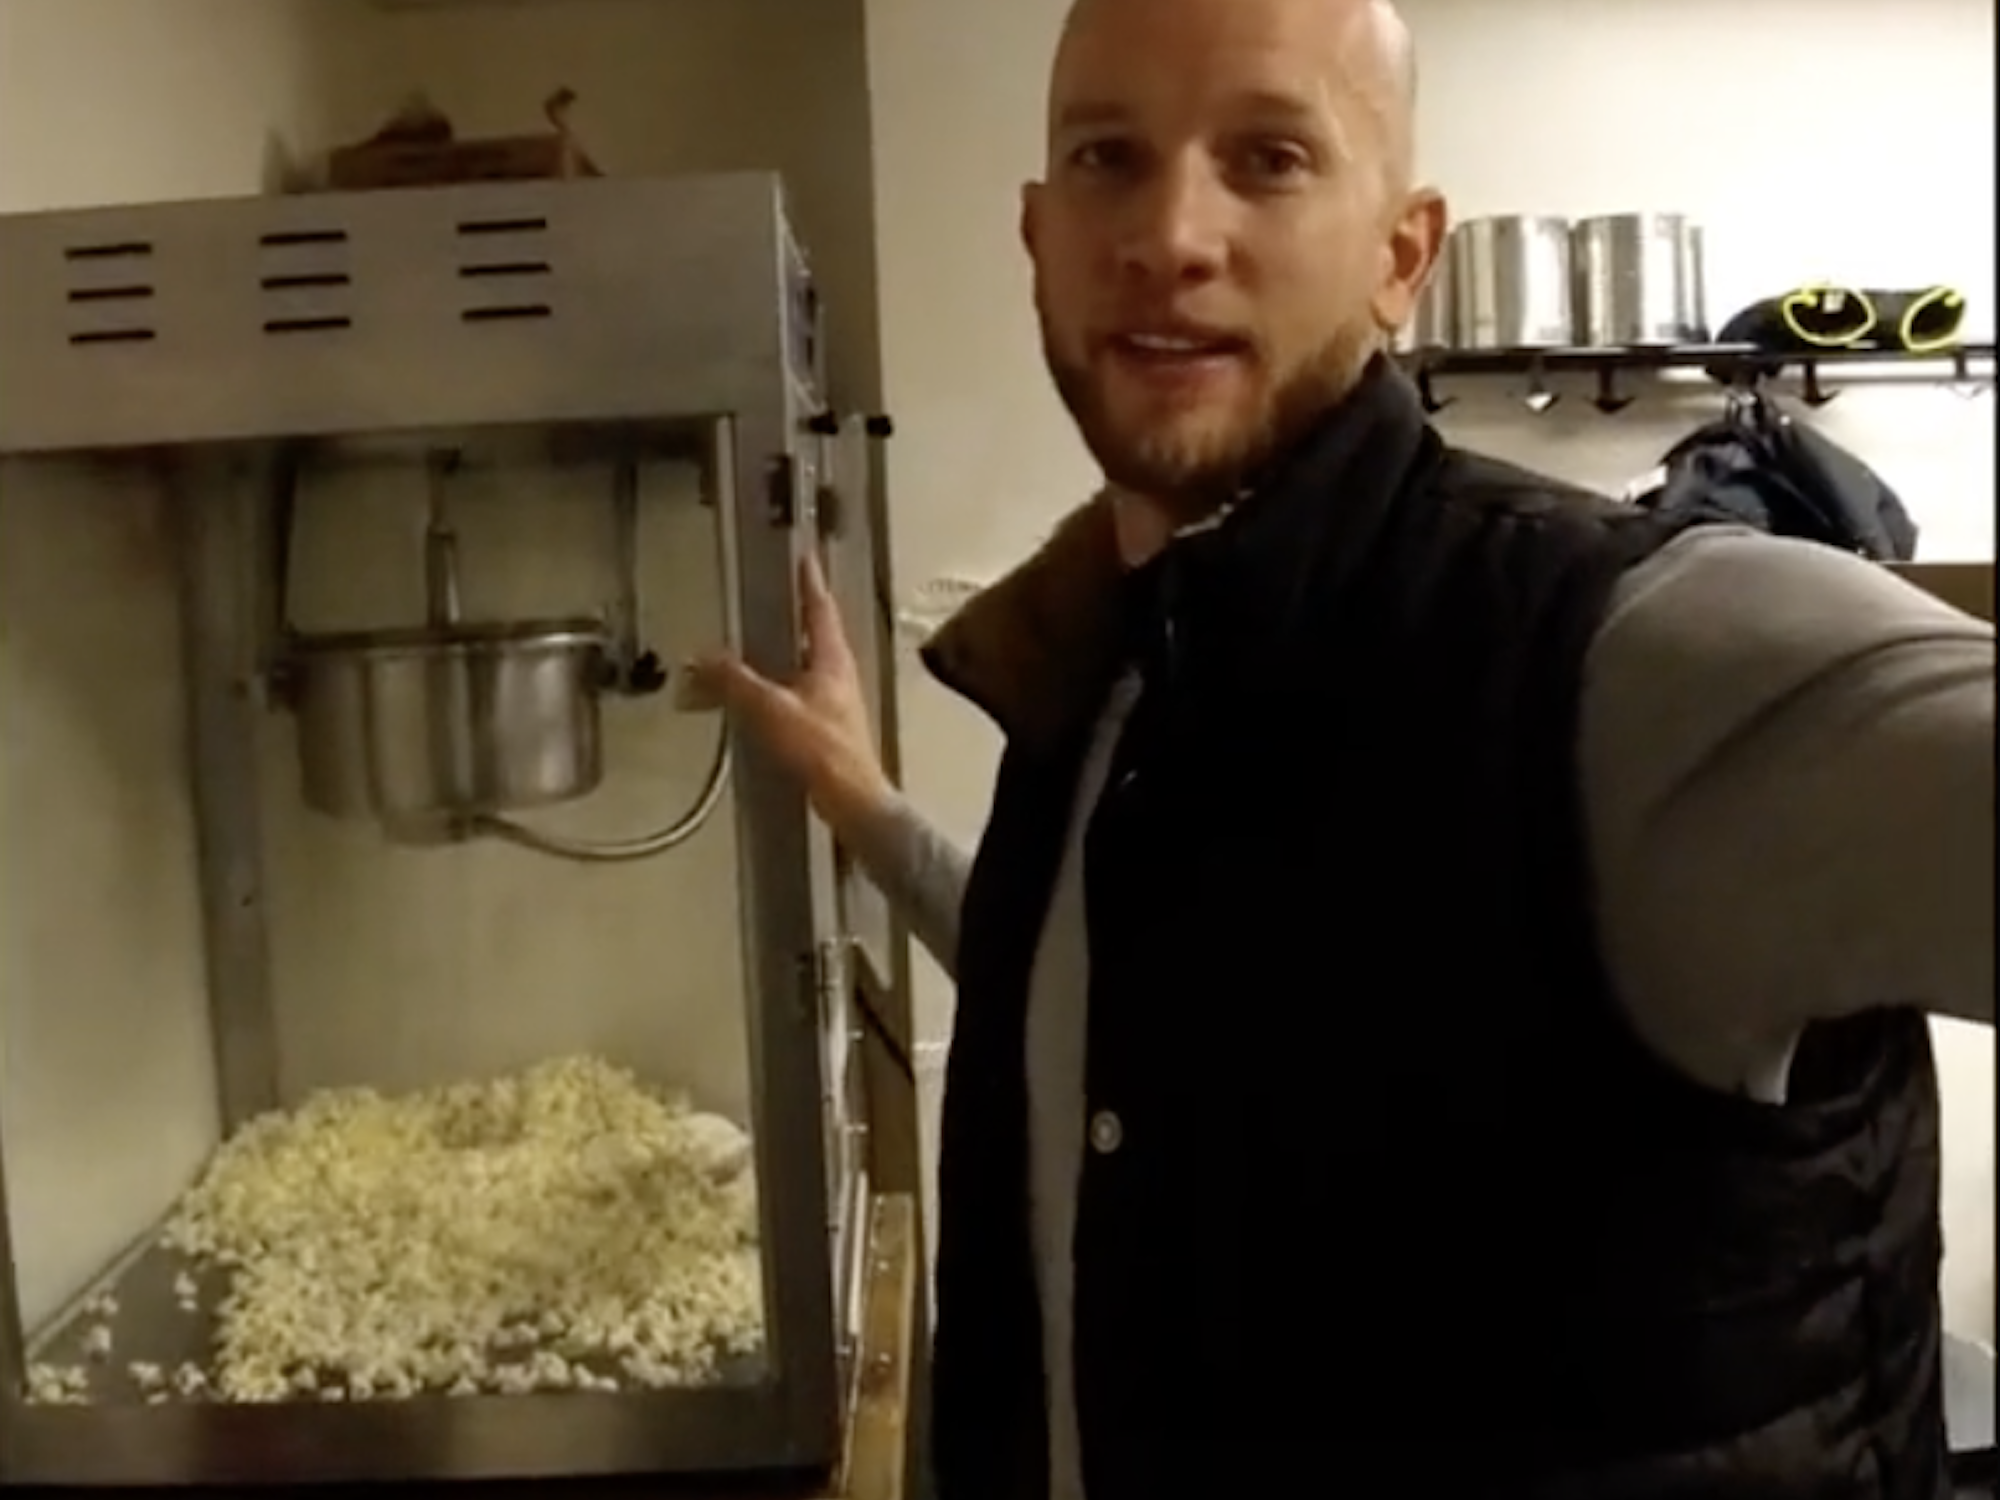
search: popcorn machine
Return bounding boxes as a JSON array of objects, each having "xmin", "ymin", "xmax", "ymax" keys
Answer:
[{"xmin": 0, "ymin": 172, "xmax": 907, "ymax": 1486}]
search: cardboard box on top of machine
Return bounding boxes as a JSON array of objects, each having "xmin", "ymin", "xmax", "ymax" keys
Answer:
[
  {"xmin": 318, "ymin": 88, "xmax": 600, "ymax": 192},
  {"xmin": 1889, "ymin": 562, "xmax": 1995, "ymax": 624}
]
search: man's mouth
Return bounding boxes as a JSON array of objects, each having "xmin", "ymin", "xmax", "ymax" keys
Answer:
[{"xmin": 1109, "ymin": 329, "xmax": 1251, "ymax": 363}]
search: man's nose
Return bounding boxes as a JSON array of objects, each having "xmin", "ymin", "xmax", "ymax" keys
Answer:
[{"xmin": 1116, "ymin": 155, "xmax": 1230, "ymax": 285}]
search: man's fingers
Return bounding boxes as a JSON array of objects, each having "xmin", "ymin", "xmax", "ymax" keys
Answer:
[
  {"xmin": 686, "ymin": 652, "xmax": 791, "ymax": 720},
  {"xmin": 799, "ymin": 552, "xmax": 855, "ymax": 669}
]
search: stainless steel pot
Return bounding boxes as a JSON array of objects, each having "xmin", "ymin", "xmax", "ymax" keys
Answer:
[
  {"xmin": 1571, "ymin": 213, "xmax": 1708, "ymax": 347},
  {"xmin": 276, "ymin": 449, "xmax": 734, "ymax": 864},
  {"xmin": 1448, "ymin": 215, "xmax": 1573, "ymax": 350},
  {"xmin": 287, "ymin": 618, "xmax": 610, "ymax": 824}
]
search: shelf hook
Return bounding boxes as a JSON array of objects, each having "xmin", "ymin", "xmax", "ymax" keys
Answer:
[
  {"xmin": 1949, "ymin": 347, "xmax": 1988, "ymax": 400},
  {"xmin": 1416, "ymin": 367, "xmax": 1453, "ymax": 415},
  {"xmin": 1522, "ymin": 356, "xmax": 1558, "ymax": 415},
  {"xmin": 1592, "ymin": 365, "xmax": 1634, "ymax": 415}
]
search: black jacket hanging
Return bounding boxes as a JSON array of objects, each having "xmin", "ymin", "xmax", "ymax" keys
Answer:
[{"xmin": 1637, "ymin": 392, "xmax": 1921, "ymax": 560}]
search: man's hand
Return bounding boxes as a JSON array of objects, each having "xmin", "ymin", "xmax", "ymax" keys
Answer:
[{"xmin": 687, "ymin": 552, "xmax": 894, "ymax": 837}]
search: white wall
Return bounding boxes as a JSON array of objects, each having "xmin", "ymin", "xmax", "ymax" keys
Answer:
[
  {"xmin": 0, "ymin": 0, "xmax": 344, "ymax": 1332},
  {"xmin": 0, "ymin": 0, "xmax": 881, "ymax": 1335},
  {"xmin": 862, "ymin": 0, "xmax": 1997, "ymax": 1338}
]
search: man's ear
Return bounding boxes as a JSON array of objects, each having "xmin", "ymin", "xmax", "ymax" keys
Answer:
[
  {"xmin": 1020, "ymin": 180, "xmax": 1044, "ymax": 260},
  {"xmin": 1373, "ymin": 188, "xmax": 1449, "ymax": 334}
]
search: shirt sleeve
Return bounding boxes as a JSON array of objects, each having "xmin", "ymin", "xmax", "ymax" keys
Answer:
[
  {"xmin": 841, "ymin": 791, "xmax": 974, "ymax": 981},
  {"xmin": 1581, "ymin": 526, "xmax": 1995, "ymax": 1098}
]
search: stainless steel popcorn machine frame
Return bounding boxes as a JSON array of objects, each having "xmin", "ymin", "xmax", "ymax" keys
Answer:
[{"xmin": 0, "ymin": 171, "xmax": 913, "ymax": 1488}]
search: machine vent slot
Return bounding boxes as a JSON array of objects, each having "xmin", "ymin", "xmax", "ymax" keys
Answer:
[
  {"xmin": 257, "ymin": 230, "xmax": 352, "ymax": 326},
  {"xmin": 264, "ymin": 316, "xmax": 353, "ymax": 335},
  {"xmin": 259, "ymin": 229, "xmax": 347, "ymax": 249},
  {"xmin": 67, "ymin": 285, "xmax": 153, "ymax": 303},
  {"xmin": 261, "ymin": 272, "xmax": 351, "ymax": 291},
  {"xmin": 69, "ymin": 329, "xmax": 156, "ymax": 345},
  {"xmin": 459, "ymin": 261, "xmax": 551, "ymax": 280},
  {"xmin": 462, "ymin": 304, "xmax": 552, "ymax": 323},
  {"xmin": 64, "ymin": 240, "xmax": 152, "ymax": 262},
  {"xmin": 457, "ymin": 216, "xmax": 548, "ymax": 237},
  {"xmin": 63, "ymin": 238, "xmax": 158, "ymax": 343}
]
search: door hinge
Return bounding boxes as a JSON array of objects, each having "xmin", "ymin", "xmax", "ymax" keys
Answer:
[
  {"xmin": 766, "ymin": 452, "xmax": 799, "ymax": 528},
  {"xmin": 811, "ymin": 936, "xmax": 855, "ymax": 1015}
]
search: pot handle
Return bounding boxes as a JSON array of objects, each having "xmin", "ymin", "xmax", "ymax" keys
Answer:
[{"xmin": 467, "ymin": 724, "xmax": 731, "ymax": 863}]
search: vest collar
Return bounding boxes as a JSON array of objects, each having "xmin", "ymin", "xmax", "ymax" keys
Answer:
[{"xmin": 922, "ymin": 355, "xmax": 1434, "ymax": 755}]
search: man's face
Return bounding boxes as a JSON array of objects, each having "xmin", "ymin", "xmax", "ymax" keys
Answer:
[{"xmin": 1024, "ymin": 0, "xmax": 1442, "ymax": 519}]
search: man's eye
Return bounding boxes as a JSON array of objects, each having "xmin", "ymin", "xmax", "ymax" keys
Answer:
[
  {"xmin": 1072, "ymin": 139, "xmax": 1140, "ymax": 175},
  {"xmin": 1237, "ymin": 143, "xmax": 1310, "ymax": 182}
]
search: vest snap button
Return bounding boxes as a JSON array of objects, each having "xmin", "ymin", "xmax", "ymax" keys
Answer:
[{"xmin": 1088, "ymin": 1109, "xmax": 1124, "ymax": 1155}]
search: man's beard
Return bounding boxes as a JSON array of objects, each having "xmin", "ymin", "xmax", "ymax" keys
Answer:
[{"xmin": 1043, "ymin": 322, "xmax": 1377, "ymax": 529}]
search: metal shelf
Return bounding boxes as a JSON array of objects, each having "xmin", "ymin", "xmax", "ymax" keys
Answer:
[{"xmin": 1398, "ymin": 340, "xmax": 1997, "ymax": 413}]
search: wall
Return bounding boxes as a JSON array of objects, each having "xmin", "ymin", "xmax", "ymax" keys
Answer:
[
  {"xmin": 863, "ymin": 0, "xmax": 1997, "ymax": 1338},
  {"xmin": 0, "ymin": 0, "xmax": 344, "ymax": 1331},
  {"xmin": 0, "ymin": 0, "xmax": 883, "ymax": 1336}
]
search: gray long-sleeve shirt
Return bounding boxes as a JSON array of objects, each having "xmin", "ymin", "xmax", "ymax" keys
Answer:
[{"xmin": 847, "ymin": 525, "xmax": 1996, "ymax": 1500}]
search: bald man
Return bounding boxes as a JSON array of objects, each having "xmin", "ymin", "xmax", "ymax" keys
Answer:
[{"xmin": 694, "ymin": 0, "xmax": 1994, "ymax": 1496}]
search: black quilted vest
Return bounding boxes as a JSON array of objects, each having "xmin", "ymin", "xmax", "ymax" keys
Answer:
[{"xmin": 924, "ymin": 358, "xmax": 1948, "ymax": 1500}]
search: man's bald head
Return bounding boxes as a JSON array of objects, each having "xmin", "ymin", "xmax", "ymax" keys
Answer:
[
  {"xmin": 1053, "ymin": 0, "xmax": 1418, "ymax": 197},
  {"xmin": 1023, "ymin": 0, "xmax": 1447, "ymax": 517},
  {"xmin": 1373, "ymin": 2, "xmax": 1419, "ymax": 193}
]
